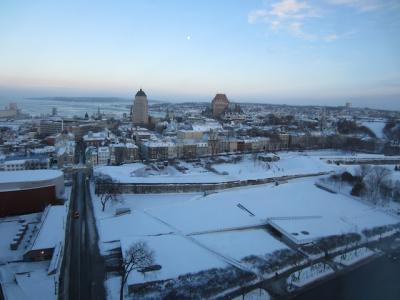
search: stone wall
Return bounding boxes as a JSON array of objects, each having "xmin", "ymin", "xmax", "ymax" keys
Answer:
[{"xmin": 95, "ymin": 172, "xmax": 329, "ymax": 194}]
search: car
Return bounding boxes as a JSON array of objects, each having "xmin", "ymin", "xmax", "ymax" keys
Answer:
[{"xmin": 73, "ymin": 211, "xmax": 80, "ymax": 219}]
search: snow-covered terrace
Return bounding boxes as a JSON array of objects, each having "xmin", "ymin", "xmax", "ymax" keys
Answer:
[
  {"xmin": 121, "ymin": 234, "xmax": 228, "ymax": 287},
  {"xmin": 94, "ymin": 151, "xmax": 340, "ymax": 184},
  {"xmin": 95, "ymin": 150, "xmax": 400, "ymax": 185},
  {"xmin": 94, "ymin": 177, "xmax": 400, "ymax": 297}
]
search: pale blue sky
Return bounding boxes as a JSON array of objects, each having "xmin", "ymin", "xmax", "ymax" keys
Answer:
[{"xmin": 0, "ymin": 0, "xmax": 399, "ymax": 108}]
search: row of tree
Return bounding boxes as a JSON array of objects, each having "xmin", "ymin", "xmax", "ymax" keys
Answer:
[{"xmin": 326, "ymin": 165, "xmax": 398, "ymax": 206}]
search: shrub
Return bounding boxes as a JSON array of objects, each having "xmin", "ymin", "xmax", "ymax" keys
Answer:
[
  {"xmin": 341, "ymin": 171, "xmax": 354, "ymax": 183},
  {"xmin": 351, "ymin": 182, "xmax": 365, "ymax": 196}
]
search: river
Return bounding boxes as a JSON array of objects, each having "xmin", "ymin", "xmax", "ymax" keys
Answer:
[{"xmin": 293, "ymin": 249, "xmax": 400, "ymax": 300}]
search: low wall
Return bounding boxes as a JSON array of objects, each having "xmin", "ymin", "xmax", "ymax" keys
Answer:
[
  {"xmin": 324, "ymin": 158, "xmax": 400, "ymax": 165},
  {"xmin": 95, "ymin": 172, "xmax": 329, "ymax": 194}
]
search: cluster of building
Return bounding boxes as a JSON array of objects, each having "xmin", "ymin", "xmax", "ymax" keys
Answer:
[
  {"xmin": 0, "ymin": 102, "xmax": 20, "ymax": 119},
  {"xmin": 0, "ymin": 88, "xmax": 399, "ymax": 300},
  {"xmin": 0, "ymin": 129, "xmax": 76, "ymax": 171},
  {"xmin": 2, "ymin": 89, "xmax": 399, "ymax": 172},
  {"xmin": 77, "ymin": 88, "xmax": 400, "ymax": 165}
]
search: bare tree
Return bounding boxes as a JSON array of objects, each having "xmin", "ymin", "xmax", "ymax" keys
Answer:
[
  {"xmin": 120, "ymin": 241, "xmax": 155, "ymax": 300},
  {"xmin": 95, "ymin": 175, "xmax": 121, "ymax": 211},
  {"xmin": 252, "ymin": 151, "xmax": 259, "ymax": 166},
  {"xmin": 393, "ymin": 180, "xmax": 400, "ymax": 202},
  {"xmin": 208, "ymin": 131, "xmax": 219, "ymax": 157},
  {"xmin": 356, "ymin": 164, "xmax": 372, "ymax": 181},
  {"xmin": 364, "ymin": 166, "xmax": 391, "ymax": 205}
]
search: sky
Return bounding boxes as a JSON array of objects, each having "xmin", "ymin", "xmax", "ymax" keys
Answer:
[{"xmin": 0, "ymin": 0, "xmax": 399, "ymax": 109}]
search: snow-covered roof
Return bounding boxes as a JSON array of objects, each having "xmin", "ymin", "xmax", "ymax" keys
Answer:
[
  {"xmin": 0, "ymin": 170, "xmax": 62, "ymax": 184},
  {"xmin": 142, "ymin": 140, "xmax": 176, "ymax": 148},
  {"xmin": 4, "ymin": 160, "xmax": 26, "ymax": 165},
  {"xmin": 29, "ymin": 205, "xmax": 66, "ymax": 251},
  {"xmin": 83, "ymin": 131, "xmax": 107, "ymax": 141},
  {"xmin": 126, "ymin": 143, "xmax": 138, "ymax": 149},
  {"xmin": 191, "ymin": 122, "xmax": 223, "ymax": 132},
  {"xmin": 0, "ymin": 261, "xmax": 56, "ymax": 300},
  {"xmin": 98, "ymin": 147, "xmax": 110, "ymax": 153},
  {"xmin": 121, "ymin": 234, "xmax": 227, "ymax": 286},
  {"xmin": 29, "ymin": 146, "xmax": 55, "ymax": 154}
]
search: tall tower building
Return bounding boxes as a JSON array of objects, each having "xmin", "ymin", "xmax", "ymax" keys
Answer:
[
  {"xmin": 132, "ymin": 88, "xmax": 149, "ymax": 126},
  {"xmin": 212, "ymin": 93, "xmax": 229, "ymax": 118}
]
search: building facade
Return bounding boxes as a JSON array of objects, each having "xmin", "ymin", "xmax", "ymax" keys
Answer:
[
  {"xmin": 133, "ymin": 89, "xmax": 149, "ymax": 126},
  {"xmin": 212, "ymin": 94, "xmax": 229, "ymax": 118}
]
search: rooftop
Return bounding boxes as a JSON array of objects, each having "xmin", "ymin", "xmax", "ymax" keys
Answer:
[
  {"xmin": 0, "ymin": 169, "xmax": 63, "ymax": 185},
  {"xmin": 29, "ymin": 205, "xmax": 66, "ymax": 251},
  {"xmin": 135, "ymin": 88, "xmax": 147, "ymax": 97}
]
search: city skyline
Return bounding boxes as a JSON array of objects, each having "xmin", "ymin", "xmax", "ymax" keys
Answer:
[{"xmin": 0, "ymin": 0, "xmax": 400, "ymax": 110}]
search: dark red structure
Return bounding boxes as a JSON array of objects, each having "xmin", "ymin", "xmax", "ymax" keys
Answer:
[{"xmin": 0, "ymin": 186, "xmax": 59, "ymax": 217}]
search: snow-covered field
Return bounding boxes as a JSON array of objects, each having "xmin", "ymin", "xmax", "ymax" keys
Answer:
[
  {"xmin": 361, "ymin": 120, "xmax": 386, "ymax": 139},
  {"xmin": 121, "ymin": 234, "xmax": 229, "ymax": 286},
  {"xmin": 141, "ymin": 178, "xmax": 399, "ymax": 239},
  {"xmin": 212, "ymin": 152, "xmax": 331, "ymax": 180},
  {"xmin": 94, "ymin": 150, "xmax": 400, "ymax": 184},
  {"xmin": 93, "ymin": 177, "xmax": 399, "ymax": 297},
  {"xmin": 192, "ymin": 229, "xmax": 287, "ymax": 264},
  {"xmin": 91, "ymin": 151, "xmax": 400, "ymax": 298},
  {"xmin": 93, "ymin": 177, "xmax": 399, "ymax": 249},
  {"xmin": 94, "ymin": 151, "xmax": 345, "ymax": 184}
]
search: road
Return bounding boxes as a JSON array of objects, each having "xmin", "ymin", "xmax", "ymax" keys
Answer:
[
  {"xmin": 292, "ymin": 241, "xmax": 400, "ymax": 300},
  {"xmin": 60, "ymin": 170, "xmax": 106, "ymax": 300}
]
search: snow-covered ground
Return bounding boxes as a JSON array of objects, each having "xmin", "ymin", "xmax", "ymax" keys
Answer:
[
  {"xmin": 333, "ymin": 247, "xmax": 376, "ymax": 266},
  {"xmin": 142, "ymin": 178, "xmax": 398, "ymax": 238},
  {"xmin": 232, "ymin": 288, "xmax": 270, "ymax": 300},
  {"xmin": 121, "ymin": 234, "xmax": 229, "ymax": 286},
  {"xmin": 94, "ymin": 151, "xmax": 347, "ymax": 184},
  {"xmin": 212, "ymin": 152, "xmax": 331, "ymax": 180},
  {"xmin": 0, "ymin": 261, "xmax": 57, "ymax": 300},
  {"xmin": 92, "ymin": 177, "xmax": 400, "ymax": 298},
  {"xmin": 192, "ymin": 229, "xmax": 287, "ymax": 264},
  {"xmin": 105, "ymin": 275, "xmax": 121, "ymax": 300},
  {"xmin": 93, "ymin": 178, "xmax": 399, "ymax": 255},
  {"xmin": 361, "ymin": 120, "xmax": 386, "ymax": 139},
  {"xmin": 287, "ymin": 262, "xmax": 334, "ymax": 288},
  {"xmin": 94, "ymin": 150, "xmax": 400, "ymax": 184},
  {"xmin": 90, "ymin": 151, "xmax": 400, "ymax": 298}
]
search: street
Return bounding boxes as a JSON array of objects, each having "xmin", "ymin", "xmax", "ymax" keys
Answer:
[{"xmin": 60, "ymin": 170, "xmax": 106, "ymax": 300}]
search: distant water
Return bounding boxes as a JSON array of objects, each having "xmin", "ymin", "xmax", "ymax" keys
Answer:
[{"xmin": 0, "ymin": 96, "xmax": 133, "ymax": 118}]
